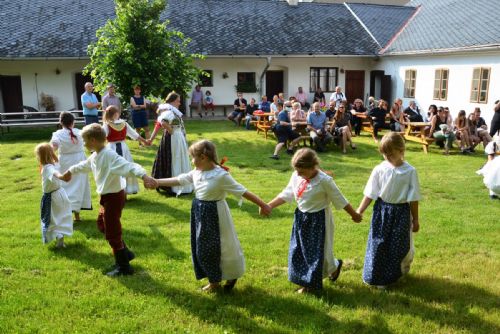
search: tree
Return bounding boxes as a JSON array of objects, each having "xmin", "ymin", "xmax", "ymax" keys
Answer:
[{"xmin": 85, "ymin": 0, "xmax": 204, "ymax": 102}]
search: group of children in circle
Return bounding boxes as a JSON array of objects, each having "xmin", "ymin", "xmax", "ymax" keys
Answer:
[{"xmin": 34, "ymin": 98, "xmax": 421, "ymax": 291}]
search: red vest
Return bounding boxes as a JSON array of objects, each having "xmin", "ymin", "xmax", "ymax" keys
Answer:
[{"xmin": 107, "ymin": 124, "xmax": 127, "ymax": 142}]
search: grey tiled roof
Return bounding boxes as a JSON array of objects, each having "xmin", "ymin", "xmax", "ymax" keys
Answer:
[
  {"xmin": 0, "ymin": 0, "xmax": 418, "ymax": 58},
  {"xmin": 346, "ymin": 3, "xmax": 417, "ymax": 48},
  {"xmin": 384, "ymin": 0, "xmax": 500, "ymax": 54}
]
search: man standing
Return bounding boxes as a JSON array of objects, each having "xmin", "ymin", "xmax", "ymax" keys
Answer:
[
  {"xmin": 190, "ymin": 85, "xmax": 204, "ymax": 118},
  {"xmin": 307, "ymin": 102, "xmax": 333, "ymax": 152},
  {"xmin": 81, "ymin": 82, "xmax": 101, "ymax": 125},
  {"xmin": 294, "ymin": 86, "xmax": 310, "ymax": 110},
  {"xmin": 102, "ymin": 83, "xmax": 121, "ymax": 112},
  {"xmin": 329, "ymin": 86, "xmax": 346, "ymax": 109}
]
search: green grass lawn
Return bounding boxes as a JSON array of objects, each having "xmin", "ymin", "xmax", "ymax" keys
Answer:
[{"xmin": 0, "ymin": 121, "xmax": 499, "ymax": 334}]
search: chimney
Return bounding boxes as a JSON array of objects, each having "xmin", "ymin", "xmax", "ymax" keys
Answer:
[{"xmin": 287, "ymin": 0, "xmax": 299, "ymax": 6}]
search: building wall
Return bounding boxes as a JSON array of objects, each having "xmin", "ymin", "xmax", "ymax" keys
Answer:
[
  {"xmin": 377, "ymin": 51, "xmax": 500, "ymax": 125},
  {"xmin": 0, "ymin": 59, "xmax": 88, "ymax": 113}
]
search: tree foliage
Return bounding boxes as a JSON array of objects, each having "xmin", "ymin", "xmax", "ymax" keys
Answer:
[{"xmin": 85, "ymin": 0, "xmax": 203, "ymax": 101}]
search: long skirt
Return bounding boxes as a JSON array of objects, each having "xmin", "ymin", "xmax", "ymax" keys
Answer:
[
  {"xmin": 40, "ymin": 188, "xmax": 73, "ymax": 243},
  {"xmin": 190, "ymin": 198, "xmax": 245, "ymax": 282},
  {"xmin": 363, "ymin": 198, "xmax": 413, "ymax": 286},
  {"xmin": 107, "ymin": 140, "xmax": 139, "ymax": 194},
  {"xmin": 288, "ymin": 208, "xmax": 340, "ymax": 289},
  {"xmin": 58, "ymin": 151, "xmax": 92, "ymax": 212},
  {"xmin": 152, "ymin": 128, "xmax": 193, "ymax": 195}
]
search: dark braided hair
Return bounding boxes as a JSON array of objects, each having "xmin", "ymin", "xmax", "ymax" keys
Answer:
[{"xmin": 59, "ymin": 112, "xmax": 77, "ymax": 143}]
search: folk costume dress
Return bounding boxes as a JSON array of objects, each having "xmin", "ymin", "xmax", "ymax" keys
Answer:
[
  {"xmin": 177, "ymin": 166, "xmax": 246, "ymax": 283},
  {"xmin": 50, "ymin": 128, "xmax": 92, "ymax": 213},
  {"xmin": 278, "ymin": 170, "xmax": 348, "ymax": 289},
  {"xmin": 103, "ymin": 120, "xmax": 140, "ymax": 194},
  {"xmin": 40, "ymin": 164, "xmax": 73, "ymax": 243},
  {"xmin": 363, "ymin": 161, "xmax": 421, "ymax": 286},
  {"xmin": 477, "ymin": 139, "xmax": 500, "ymax": 196},
  {"xmin": 153, "ymin": 103, "xmax": 193, "ymax": 195}
]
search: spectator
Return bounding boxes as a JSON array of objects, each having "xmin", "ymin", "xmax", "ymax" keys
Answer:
[
  {"xmin": 270, "ymin": 102, "xmax": 301, "ymax": 160},
  {"xmin": 350, "ymin": 98, "xmax": 367, "ymax": 136},
  {"xmin": 228, "ymin": 92, "xmax": 247, "ymax": 127},
  {"xmin": 490, "ymin": 100, "xmax": 500, "ymax": 137},
  {"xmin": 102, "ymin": 83, "xmax": 121, "ymax": 112},
  {"xmin": 130, "ymin": 85, "xmax": 150, "ymax": 147},
  {"xmin": 313, "ymin": 87, "xmax": 326, "ymax": 107},
  {"xmin": 427, "ymin": 104, "xmax": 438, "ymax": 122},
  {"xmin": 389, "ymin": 98, "xmax": 406, "ymax": 132},
  {"xmin": 454, "ymin": 110, "xmax": 473, "ymax": 153},
  {"xmin": 332, "ymin": 102, "xmax": 355, "ymax": 153},
  {"xmin": 81, "ymin": 82, "xmax": 100, "ymax": 125},
  {"xmin": 403, "ymin": 101, "xmax": 424, "ymax": 122},
  {"xmin": 259, "ymin": 95, "xmax": 271, "ymax": 112},
  {"xmin": 278, "ymin": 92, "xmax": 285, "ymax": 104},
  {"xmin": 244, "ymin": 98, "xmax": 259, "ymax": 130},
  {"xmin": 307, "ymin": 102, "xmax": 332, "ymax": 152},
  {"xmin": 270, "ymin": 95, "xmax": 279, "ymax": 120},
  {"xmin": 367, "ymin": 99, "xmax": 390, "ymax": 142},
  {"xmin": 290, "ymin": 102, "xmax": 307, "ymax": 129},
  {"xmin": 325, "ymin": 101, "xmax": 336, "ymax": 121},
  {"xmin": 473, "ymin": 107, "xmax": 492, "ymax": 147},
  {"xmin": 294, "ymin": 86, "xmax": 310, "ymax": 110},
  {"xmin": 329, "ymin": 86, "xmax": 346, "ymax": 108},
  {"xmin": 203, "ymin": 90, "xmax": 215, "ymax": 117},
  {"xmin": 428, "ymin": 107, "xmax": 456, "ymax": 155},
  {"xmin": 190, "ymin": 85, "xmax": 204, "ymax": 118},
  {"xmin": 468, "ymin": 113, "xmax": 482, "ymax": 150},
  {"xmin": 367, "ymin": 96, "xmax": 377, "ymax": 111}
]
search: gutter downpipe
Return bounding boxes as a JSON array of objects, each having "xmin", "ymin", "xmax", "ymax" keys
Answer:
[{"xmin": 259, "ymin": 56, "xmax": 271, "ymax": 97}]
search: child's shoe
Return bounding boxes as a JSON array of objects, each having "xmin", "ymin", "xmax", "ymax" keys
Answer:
[
  {"xmin": 56, "ymin": 235, "xmax": 66, "ymax": 248},
  {"xmin": 269, "ymin": 155, "xmax": 279, "ymax": 160}
]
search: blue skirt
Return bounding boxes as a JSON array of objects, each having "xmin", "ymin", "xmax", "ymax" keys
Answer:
[
  {"xmin": 132, "ymin": 110, "xmax": 149, "ymax": 128},
  {"xmin": 288, "ymin": 208, "xmax": 326, "ymax": 289},
  {"xmin": 363, "ymin": 198, "xmax": 411, "ymax": 285},
  {"xmin": 190, "ymin": 198, "xmax": 222, "ymax": 283},
  {"xmin": 40, "ymin": 192, "xmax": 52, "ymax": 244}
]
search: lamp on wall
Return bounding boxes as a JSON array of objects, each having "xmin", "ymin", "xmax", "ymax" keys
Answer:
[
  {"xmin": 340, "ymin": 68, "xmax": 345, "ymax": 74},
  {"xmin": 222, "ymin": 72, "xmax": 229, "ymax": 79},
  {"xmin": 55, "ymin": 68, "xmax": 61, "ymax": 75}
]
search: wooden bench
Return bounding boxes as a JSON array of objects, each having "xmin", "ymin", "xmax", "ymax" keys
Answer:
[
  {"xmin": 403, "ymin": 122, "xmax": 434, "ymax": 153},
  {"xmin": 0, "ymin": 110, "xmax": 101, "ymax": 134}
]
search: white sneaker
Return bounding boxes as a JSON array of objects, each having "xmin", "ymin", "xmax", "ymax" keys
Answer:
[{"xmin": 56, "ymin": 235, "xmax": 66, "ymax": 248}]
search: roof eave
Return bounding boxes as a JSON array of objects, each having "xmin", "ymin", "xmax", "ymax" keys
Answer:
[{"xmin": 382, "ymin": 44, "xmax": 500, "ymax": 56}]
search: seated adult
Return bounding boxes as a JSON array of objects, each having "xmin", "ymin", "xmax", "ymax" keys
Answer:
[
  {"xmin": 331, "ymin": 102, "xmax": 355, "ymax": 153},
  {"xmin": 307, "ymin": 102, "xmax": 333, "ymax": 152},
  {"xmin": 325, "ymin": 101, "xmax": 336, "ymax": 122},
  {"xmin": 244, "ymin": 98, "xmax": 259, "ymax": 130},
  {"xmin": 389, "ymin": 98, "xmax": 406, "ymax": 132},
  {"xmin": 294, "ymin": 86, "xmax": 310, "ymax": 111},
  {"xmin": 427, "ymin": 104, "xmax": 438, "ymax": 122},
  {"xmin": 228, "ymin": 92, "xmax": 246, "ymax": 126},
  {"xmin": 270, "ymin": 102, "xmax": 301, "ymax": 160},
  {"xmin": 453, "ymin": 110, "xmax": 473, "ymax": 153},
  {"xmin": 270, "ymin": 95, "xmax": 279, "ymax": 121},
  {"xmin": 350, "ymin": 98, "xmax": 367, "ymax": 136},
  {"xmin": 290, "ymin": 102, "xmax": 307, "ymax": 131},
  {"xmin": 259, "ymin": 95, "xmax": 271, "ymax": 112},
  {"xmin": 473, "ymin": 107, "xmax": 492, "ymax": 147},
  {"xmin": 313, "ymin": 87, "xmax": 326, "ymax": 107},
  {"xmin": 428, "ymin": 107, "xmax": 456, "ymax": 155},
  {"xmin": 367, "ymin": 99, "xmax": 390, "ymax": 142},
  {"xmin": 468, "ymin": 113, "xmax": 483, "ymax": 150},
  {"xmin": 403, "ymin": 100, "xmax": 424, "ymax": 122}
]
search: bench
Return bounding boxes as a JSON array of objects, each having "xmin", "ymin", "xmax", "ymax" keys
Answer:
[
  {"xmin": 403, "ymin": 122, "xmax": 434, "ymax": 153},
  {"xmin": 0, "ymin": 110, "xmax": 101, "ymax": 134}
]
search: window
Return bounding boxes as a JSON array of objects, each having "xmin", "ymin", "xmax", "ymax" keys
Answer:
[
  {"xmin": 433, "ymin": 69, "xmax": 449, "ymax": 100},
  {"xmin": 309, "ymin": 67, "xmax": 338, "ymax": 92},
  {"xmin": 199, "ymin": 70, "xmax": 213, "ymax": 87},
  {"xmin": 236, "ymin": 72, "xmax": 257, "ymax": 92},
  {"xmin": 404, "ymin": 69, "xmax": 416, "ymax": 98},
  {"xmin": 470, "ymin": 67, "xmax": 490, "ymax": 103}
]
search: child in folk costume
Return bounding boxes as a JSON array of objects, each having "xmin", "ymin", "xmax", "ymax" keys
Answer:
[
  {"xmin": 150, "ymin": 92, "xmax": 193, "ymax": 196},
  {"xmin": 102, "ymin": 106, "xmax": 149, "ymax": 194},
  {"xmin": 356, "ymin": 132, "xmax": 421, "ymax": 289},
  {"xmin": 477, "ymin": 131, "xmax": 500, "ymax": 199},
  {"xmin": 35, "ymin": 143, "xmax": 73, "ymax": 248},
  {"xmin": 62, "ymin": 124, "xmax": 157, "ymax": 276},
  {"xmin": 50, "ymin": 112, "xmax": 92, "ymax": 221},
  {"xmin": 153, "ymin": 140, "xmax": 271, "ymax": 292},
  {"xmin": 267, "ymin": 148, "xmax": 362, "ymax": 293}
]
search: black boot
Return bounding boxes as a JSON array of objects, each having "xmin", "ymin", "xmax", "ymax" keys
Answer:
[{"xmin": 106, "ymin": 248, "xmax": 134, "ymax": 277}]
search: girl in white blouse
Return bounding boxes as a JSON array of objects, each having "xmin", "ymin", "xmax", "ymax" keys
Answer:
[
  {"xmin": 154, "ymin": 140, "xmax": 271, "ymax": 292},
  {"xmin": 268, "ymin": 148, "xmax": 361, "ymax": 294},
  {"xmin": 357, "ymin": 132, "xmax": 421, "ymax": 289}
]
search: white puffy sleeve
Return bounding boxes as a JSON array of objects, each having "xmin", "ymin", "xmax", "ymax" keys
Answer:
[
  {"xmin": 126, "ymin": 123, "xmax": 140, "ymax": 140},
  {"xmin": 176, "ymin": 170, "xmax": 195, "ymax": 186},
  {"xmin": 323, "ymin": 177, "xmax": 348, "ymax": 210},
  {"xmin": 221, "ymin": 173, "xmax": 247, "ymax": 198},
  {"xmin": 278, "ymin": 174, "xmax": 295, "ymax": 203},
  {"xmin": 43, "ymin": 164, "xmax": 57, "ymax": 182},
  {"xmin": 406, "ymin": 168, "xmax": 421, "ymax": 202},
  {"xmin": 102, "ymin": 123, "xmax": 110, "ymax": 137},
  {"xmin": 69, "ymin": 155, "xmax": 93, "ymax": 174},
  {"xmin": 50, "ymin": 131, "xmax": 61, "ymax": 148},
  {"xmin": 109, "ymin": 153, "xmax": 146, "ymax": 178},
  {"xmin": 363, "ymin": 167, "xmax": 381, "ymax": 200}
]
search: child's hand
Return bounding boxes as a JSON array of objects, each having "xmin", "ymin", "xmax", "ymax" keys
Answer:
[
  {"xmin": 412, "ymin": 219, "xmax": 420, "ymax": 232},
  {"xmin": 352, "ymin": 211, "xmax": 362, "ymax": 223},
  {"xmin": 145, "ymin": 139, "xmax": 152, "ymax": 146},
  {"xmin": 259, "ymin": 204, "xmax": 272, "ymax": 216},
  {"xmin": 142, "ymin": 175, "xmax": 158, "ymax": 189},
  {"xmin": 61, "ymin": 171, "xmax": 72, "ymax": 182}
]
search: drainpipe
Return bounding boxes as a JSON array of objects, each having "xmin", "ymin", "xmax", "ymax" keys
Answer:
[{"xmin": 259, "ymin": 56, "xmax": 271, "ymax": 97}]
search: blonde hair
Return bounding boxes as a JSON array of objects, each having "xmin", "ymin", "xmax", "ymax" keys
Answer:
[
  {"xmin": 189, "ymin": 140, "xmax": 218, "ymax": 164},
  {"xmin": 81, "ymin": 123, "xmax": 106, "ymax": 144},
  {"xmin": 165, "ymin": 91, "xmax": 180, "ymax": 104},
  {"xmin": 35, "ymin": 143, "xmax": 58, "ymax": 165},
  {"xmin": 103, "ymin": 105, "xmax": 120, "ymax": 123},
  {"xmin": 379, "ymin": 132, "xmax": 405, "ymax": 157},
  {"xmin": 291, "ymin": 148, "xmax": 320, "ymax": 170}
]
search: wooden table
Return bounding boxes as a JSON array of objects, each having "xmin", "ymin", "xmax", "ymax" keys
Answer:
[
  {"xmin": 404, "ymin": 122, "xmax": 434, "ymax": 153},
  {"xmin": 253, "ymin": 112, "xmax": 274, "ymax": 139}
]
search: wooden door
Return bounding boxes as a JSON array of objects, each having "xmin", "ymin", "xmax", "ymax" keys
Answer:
[
  {"xmin": 0, "ymin": 75, "xmax": 23, "ymax": 113},
  {"xmin": 345, "ymin": 70, "xmax": 365, "ymax": 104},
  {"xmin": 381, "ymin": 75, "xmax": 392, "ymax": 104},
  {"xmin": 265, "ymin": 71, "xmax": 284, "ymax": 100},
  {"xmin": 75, "ymin": 73, "xmax": 101, "ymax": 109}
]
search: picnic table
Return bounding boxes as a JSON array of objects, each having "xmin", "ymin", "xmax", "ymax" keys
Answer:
[
  {"xmin": 403, "ymin": 122, "xmax": 434, "ymax": 153},
  {"xmin": 253, "ymin": 111, "xmax": 274, "ymax": 139}
]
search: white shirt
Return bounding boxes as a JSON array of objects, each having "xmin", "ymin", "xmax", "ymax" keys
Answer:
[
  {"xmin": 177, "ymin": 166, "xmax": 246, "ymax": 201},
  {"xmin": 69, "ymin": 147, "xmax": 146, "ymax": 195},
  {"xmin": 278, "ymin": 170, "xmax": 348, "ymax": 213},
  {"xmin": 102, "ymin": 120, "xmax": 140, "ymax": 141},
  {"xmin": 484, "ymin": 140, "xmax": 500, "ymax": 155},
  {"xmin": 329, "ymin": 92, "xmax": 346, "ymax": 107},
  {"xmin": 41, "ymin": 164, "xmax": 62, "ymax": 193},
  {"xmin": 50, "ymin": 128, "xmax": 85, "ymax": 155},
  {"xmin": 364, "ymin": 161, "xmax": 421, "ymax": 204}
]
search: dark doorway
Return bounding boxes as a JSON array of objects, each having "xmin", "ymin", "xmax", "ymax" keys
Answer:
[
  {"xmin": 75, "ymin": 73, "xmax": 101, "ymax": 110},
  {"xmin": 345, "ymin": 70, "xmax": 365, "ymax": 104},
  {"xmin": 265, "ymin": 71, "xmax": 283, "ymax": 100},
  {"xmin": 0, "ymin": 75, "xmax": 23, "ymax": 113},
  {"xmin": 370, "ymin": 70, "xmax": 392, "ymax": 104}
]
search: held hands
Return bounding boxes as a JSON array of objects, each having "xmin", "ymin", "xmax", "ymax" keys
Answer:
[
  {"xmin": 351, "ymin": 211, "xmax": 362, "ymax": 223},
  {"xmin": 61, "ymin": 171, "xmax": 72, "ymax": 182},
  {"xmin": 142, "ymin": 175, "xmax": 158, "ymax": 189},
  {"xmin": 259, "ymin": 204, "xmax": 272, "ymax": 216}
]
